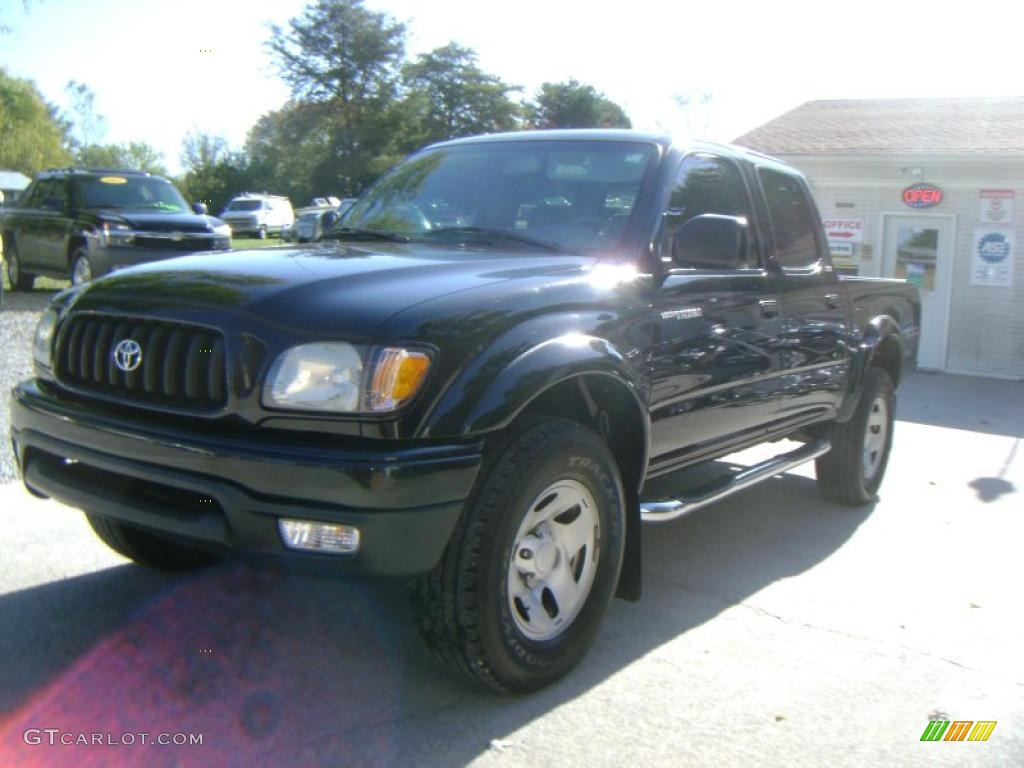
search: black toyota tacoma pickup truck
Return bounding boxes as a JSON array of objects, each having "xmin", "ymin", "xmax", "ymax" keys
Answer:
[
  {"xmin": 11, "ymin": 131, "xmax": 919, "ymax": 692},
  {"xmin": 1, "ymin": 168, "xmax": 231, "ymax": 288}
]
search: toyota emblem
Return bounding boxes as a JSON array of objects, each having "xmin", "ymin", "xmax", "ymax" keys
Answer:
[{"xmin": 113, "ymin": 339, "xmax": 143, "ymax": 372}]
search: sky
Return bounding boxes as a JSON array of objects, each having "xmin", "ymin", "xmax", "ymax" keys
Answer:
[{"xmin": 2, "ymin": 0, "xmax": 1021, "ymax": 175}]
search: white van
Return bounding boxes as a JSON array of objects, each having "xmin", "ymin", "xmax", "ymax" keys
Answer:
[{"xmin": 220, "ymin": 193, "xmax": 295, "ymax": 239}]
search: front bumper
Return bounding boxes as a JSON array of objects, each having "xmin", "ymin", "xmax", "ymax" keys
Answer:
[{"xmin": 11, "ymin": 380, "xmax": 481, "ymax": 575}]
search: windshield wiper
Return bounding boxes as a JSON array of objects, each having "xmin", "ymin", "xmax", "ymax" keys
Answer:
[
  {"xmin": 420, "ymin": 227, "xmax": 565, "ymax": 253},
  {"xmin": 324, "ymin": 227, "xmax": 410, "ymax": 243}
]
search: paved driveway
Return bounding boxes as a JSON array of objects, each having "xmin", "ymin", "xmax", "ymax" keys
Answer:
[{"xmin": 0, "ymin": 372, "xmax": 1021, "ymax": 766}]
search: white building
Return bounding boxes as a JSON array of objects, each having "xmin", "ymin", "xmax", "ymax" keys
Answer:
[{"xmin": 736, "ymin": 98, "xmax": 1024, "ymax": 379}]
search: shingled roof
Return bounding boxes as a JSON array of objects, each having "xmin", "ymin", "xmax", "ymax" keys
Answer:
[{"xmin": 733, "ymin": 98, "xmax": 1024, "ymax": 156}]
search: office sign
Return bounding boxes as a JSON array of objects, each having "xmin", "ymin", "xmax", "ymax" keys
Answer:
[{"xmin": 822, "ymin": 218, "xmax": 864, "ymax": 243}]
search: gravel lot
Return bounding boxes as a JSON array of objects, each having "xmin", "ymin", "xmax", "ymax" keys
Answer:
[{"xmin": 0, "ymin": 288, "xmax": 57, "ymax": 482}]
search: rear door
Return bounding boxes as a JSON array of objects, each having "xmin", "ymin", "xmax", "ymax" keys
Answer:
[
  {"xmin": 756, "ymin": 167, "xmax": 851, "ymax": 424},
  {"xmin": 33, "ymin": 177, "xmax": 72, "ymax": 271},
  {"xmin": 648, "ymin": 153, "xmax": 786, "ymax": 472},
  {"xmin": 10, "ymin": 180, "xmax": 51, "ymax": 271}
]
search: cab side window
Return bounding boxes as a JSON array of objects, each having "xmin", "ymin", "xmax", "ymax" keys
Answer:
[
  {"xmin": 659, "ymin": 154, "xmax": 757, "ymax": 265},
  {"xmin": 758, "ymin": 168, "xmax": 821, "ymax": 268},
  {"xmin": 21, "ymin": 180, "xmax": 50, "ymax": 209},
  {"xmin": 37, "ymin": 179, "xmax": 68, "ymax": 211}
]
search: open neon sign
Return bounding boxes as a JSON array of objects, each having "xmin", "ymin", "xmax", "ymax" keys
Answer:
[{"xmin": 903, "ymin": 183, "xmax": 943, "ymax": 208}]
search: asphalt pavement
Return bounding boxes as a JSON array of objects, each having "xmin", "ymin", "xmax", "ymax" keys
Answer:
[{"xmin": 0, "ymin": 372, "xmax": 1021, "ymax": 767}]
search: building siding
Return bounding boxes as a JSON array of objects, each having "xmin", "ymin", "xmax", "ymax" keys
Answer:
[{"xmin": 791, "ymin": 158, "xmax": 1024, "ymax": 379}]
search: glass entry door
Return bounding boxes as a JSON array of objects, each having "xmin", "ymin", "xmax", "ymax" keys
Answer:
[{"xmin": 882, "ymin": 215, "xmax": 953, "ymax": 370}]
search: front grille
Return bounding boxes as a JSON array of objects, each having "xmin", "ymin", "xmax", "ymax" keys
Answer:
[
  {"xmin": 57, "ymin": 314, "xmax": 227, "ymax": 410},
  {"xmin": 138, "ymin": 222, "xmax": 211, "ymax": 234},
  {"xmin": 133, "ymin": 236, "xmax": 221, "ymax": 251}
]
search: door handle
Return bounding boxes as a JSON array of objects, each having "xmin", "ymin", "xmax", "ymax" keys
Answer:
[
  {"xmin": 758, "ymin": 298, "xmax": 780, "ymax": 318},
  {"xmin": 824, "ymin": 293, "xmax": 841, "ymax": 310}
]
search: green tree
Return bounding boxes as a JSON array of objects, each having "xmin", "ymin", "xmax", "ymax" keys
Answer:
[
  {"xmin": 177, "ymin": 130, "xmax": 249, "ymax": 214},
  {"xmin": 65, "ymin": 79, "xmax": 108, "ymax": 148},
  {"xmin": 268, "ymin": 0, "xmax": 405, "ymax": 108},
  {"xmin": 527, "ymin": 79, "xmax": 631, "ymax": 129},
  {"xmin": 400, "ymin": 43, "xmax": 520, "ymax": 146},
  {"xmin": 266, "ymin": 0, "xmax": 407, "ymax": 194},
  {"xmin": 0, "ymin": 68, "xmax": 71, "ymax": 173},
  {"xmin": 76, "ymin": 142, "xmax": 166, "ymax": 175},
  {"xmin": 63, "ymin": 80, "xmax": 166, "ymax": 174}
]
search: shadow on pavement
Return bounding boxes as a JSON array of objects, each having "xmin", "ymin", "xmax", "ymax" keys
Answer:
[
  {"xmin": 0, "ymin": 474, "xmax": 871, "ymax": 767},
  {"xmin": 896, "ymin": 372, "xmax": 1024, "ymax": 438}
]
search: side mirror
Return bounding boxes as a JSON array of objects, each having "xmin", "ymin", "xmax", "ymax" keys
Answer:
[
  {"xmin": 322, "ymin": 210, "xmax": 339, "ymax": 228},
  {"xmin": 192, "ymin": 201, "xmax": 208, "ymax": 215},
  {"xmin": 671, "ymin": 214, "xmax": 748, "ymax": 270}
]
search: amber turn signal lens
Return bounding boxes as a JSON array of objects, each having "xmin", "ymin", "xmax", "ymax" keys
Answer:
[{"xmin": 367, "ymin": 348, "xmax": 431, "ymax": 411}]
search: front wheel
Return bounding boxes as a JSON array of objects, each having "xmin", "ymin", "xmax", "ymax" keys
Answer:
[
  {"xmin": 257, "ymin": 225, "xmax": 267, "ymax": 240},
  {"xmin": 816, "ymin": 367, "xmax": 895, "ymax": 505},
  {"xmin": 411, "ymin": 417, "xmax": 625, "ymax": 693},
  {"xmin": 70, "ymin": 248, "xmax": 94, "ymax": 285}
]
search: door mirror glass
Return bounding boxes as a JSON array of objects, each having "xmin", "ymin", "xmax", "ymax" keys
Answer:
[
  {"xmin": 192, "ymin": 201, "xmax": 208, "ymax": 215},
  {"xmin": 672, "ymin": 214, "xmax": 748, "ymax": 270}
]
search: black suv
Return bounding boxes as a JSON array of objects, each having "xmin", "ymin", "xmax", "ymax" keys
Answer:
[{"xmin": 1, "ymin": 168, "xmax": 231, "ymax": 288}]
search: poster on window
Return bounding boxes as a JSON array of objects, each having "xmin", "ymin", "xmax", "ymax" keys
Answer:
[
  {"xmin": 971, "ymin": 228, "xmax": 1014, "ymax": 287},
  {"xmin": 979, "ymin": 189, "xmax": 1014, "ymax": 225}
]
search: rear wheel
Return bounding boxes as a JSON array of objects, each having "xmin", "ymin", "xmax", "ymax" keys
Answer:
[
  {"xmin": 70, "ymin": 248, "xmax": 94, "ymax": 285},
  {"xmin": 411, "ymin": 417, "xmax": 625, "ymax": 693},
  {"xmin": 816, "ymin": 367, "xmax": 895, "ymax": 505},
  {"xmin": 5, "ymin": 239, "xmax": 35, "ymax": 291},
  {"xmin": 85, "ymin": 513, "xmax": 217, "ymax": 571}
]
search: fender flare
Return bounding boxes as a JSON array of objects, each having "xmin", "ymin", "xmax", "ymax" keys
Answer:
[
  {"xmin": 422, "ymin": 333, "xmax": 649, "ymax": 449},
  {"xmin": 838, "ymin": 316, "xmax": 904, "ymax": 422}
]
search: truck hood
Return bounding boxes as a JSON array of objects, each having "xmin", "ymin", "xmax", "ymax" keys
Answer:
[
  {"xmin": 91, "ymin": 208, "xmax": 223, "ymax": 232},
  {"xmin": 68, "ymin": 242, "xmax": 598, "ymax": 337}
]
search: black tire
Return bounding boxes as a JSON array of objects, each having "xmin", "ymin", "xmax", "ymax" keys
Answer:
[
  {"xmin": 410, "ymin": 417, "xmax": 626, "ymax": 693},
  {"xmin": 5, "ymin": 238, "xmax": 35, "ymax": 291},
  {"xmin": 816, "ymin": 367, "xmax": 895, "ymax": 505},
  {"xmin": 85, "ymin": 513, "xmax": 217, "ymax": 571},
  {"xmin": 70, "ymin": 247, "xmax": 94, "ymax": 285}
]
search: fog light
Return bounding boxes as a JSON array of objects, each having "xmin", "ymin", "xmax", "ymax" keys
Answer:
[{"xmin": 278, "ymin": 519, "xmax": 360, "ymax": 554}]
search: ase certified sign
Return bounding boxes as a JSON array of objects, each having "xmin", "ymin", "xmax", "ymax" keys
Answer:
[{"xmin": 903, "ymin": 183, "xmax": 943, "ymax": 208}]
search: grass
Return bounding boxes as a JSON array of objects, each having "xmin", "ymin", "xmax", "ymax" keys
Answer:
[{"xmin": 230, "ymin": 237, "xmax": 285, "ymax": 250}]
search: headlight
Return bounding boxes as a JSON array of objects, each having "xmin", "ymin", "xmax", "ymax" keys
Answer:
[
  {"xmin": 33, "ymin": 307, "xmax": 59, "ymax": 370},
  {"xmin": 101, "ymin": 221, "xmax": 135, "ymax": 246},
  {"xmin": 263, "ymin": 343, "xmax": 431, "ymax": 414},
  {"xmin": 213, "ymin": 222, "xmax": 232, "ymax": 237}
]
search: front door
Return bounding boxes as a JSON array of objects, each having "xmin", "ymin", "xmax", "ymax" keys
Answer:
[
  {"xmin": 882, "ymin": 216, "xmax": 953, "ymax": 369},
  {"xmin": 647, "ymin": 152, "xmax": 785, "ymax": 474}
]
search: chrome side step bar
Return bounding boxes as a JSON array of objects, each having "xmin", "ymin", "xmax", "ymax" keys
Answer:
[{"xmin": 640, "ymin": 439, "xmax": 832, "ymax": 523}]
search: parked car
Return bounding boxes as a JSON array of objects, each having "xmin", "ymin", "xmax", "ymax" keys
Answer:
[
  {"xmin": 292, "ymin": 207, "xmax": 340, "ymax": 243},
  {"xmin": 220, "ymin": 193, "xmax": 294, "ymax": 239},
  {"xmin": 12, "ymin": 131, "xmax": 920, "ymax": 693},
  {"xmin": 0, "ymin": 168, "xmax": 231, "ymax": 288}
]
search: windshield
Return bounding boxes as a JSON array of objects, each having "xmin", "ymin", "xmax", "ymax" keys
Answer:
[
  {"xmin": 226, "ymin": 199, "xmax": 264, "ymax": 211},
  {"xmin": 338, "ymin": 140, "xmax": 658, "ymax": 254},
  {"xmin": 78, "ymin": 176, "xmax": 189, "ymax": 212}
]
